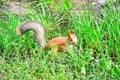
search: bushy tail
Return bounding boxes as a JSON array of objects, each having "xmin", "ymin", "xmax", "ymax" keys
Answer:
[{"xmin": 16, "ymin": 21, "xmax": 46, "ymax": 48}]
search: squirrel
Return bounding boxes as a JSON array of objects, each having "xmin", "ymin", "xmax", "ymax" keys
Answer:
[{"xmin": 16, "ymin": 21, "xmax": 77, "ymax": 53}]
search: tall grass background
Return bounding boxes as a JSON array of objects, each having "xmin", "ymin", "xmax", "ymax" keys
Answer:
[{"xmin": 0, "ymin": 0, "xmax": 120, "ymax": 79}]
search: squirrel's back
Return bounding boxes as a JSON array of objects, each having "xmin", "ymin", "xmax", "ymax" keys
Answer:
[{"xmin": 48, "ymin": 37, "xmax": 67, "ymax": 46}]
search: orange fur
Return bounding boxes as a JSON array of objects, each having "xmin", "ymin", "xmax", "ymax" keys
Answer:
[{"xmin": 48, "ymin": 30, "xmax": 77, "ymax": 53}]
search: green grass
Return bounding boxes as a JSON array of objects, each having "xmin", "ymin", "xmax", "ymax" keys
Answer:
[{"xmin": 0, "ymin": 0, "xmax": 120, "ymax": 80}]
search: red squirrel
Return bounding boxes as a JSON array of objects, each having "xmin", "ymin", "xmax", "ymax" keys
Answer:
[{"xmin": 16, "ymin": 21, "xmax": 77, "ymax": 53}]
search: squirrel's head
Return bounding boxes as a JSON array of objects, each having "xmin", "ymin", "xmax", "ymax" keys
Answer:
[{"xmin": 68, "ymin": 30, "xmax": 77, "ymax": 45}]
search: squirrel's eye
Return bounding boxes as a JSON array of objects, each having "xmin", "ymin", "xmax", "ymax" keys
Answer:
[{"xmin": 69, "ymin": 38, "xmax": 72, "ymax": 41}]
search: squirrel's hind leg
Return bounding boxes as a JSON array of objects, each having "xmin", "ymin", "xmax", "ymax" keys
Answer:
[
  {"xmin": 50, "ymin": 46, "xmax": 58, "ymax": 59},
  {"xmin": 53, "ymin": 46, "xmax": 58, "ymax": 53}
]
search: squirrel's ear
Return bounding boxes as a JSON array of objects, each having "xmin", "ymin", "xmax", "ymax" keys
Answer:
[
  {"xmin": 71, "ymin": 30, "xmax": 75, "ymax": 34},
  {"xmin": 68, "ymin": 31, "xmax": 71, "ymax": 37}
]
